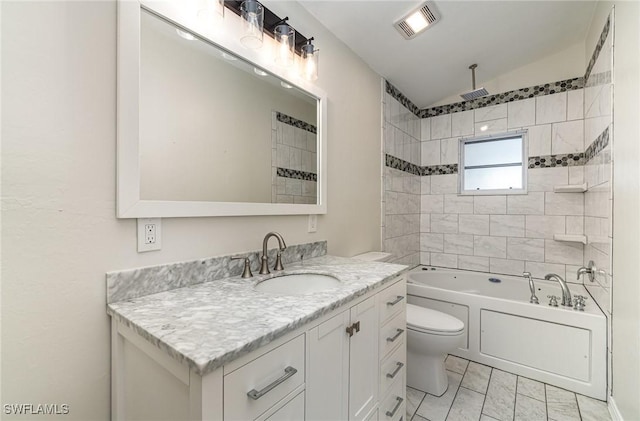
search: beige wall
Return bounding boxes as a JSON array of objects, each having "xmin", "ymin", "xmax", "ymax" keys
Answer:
[{"xmin": 0, "ymin": 1, "xmax": 382, "ymax": 419}]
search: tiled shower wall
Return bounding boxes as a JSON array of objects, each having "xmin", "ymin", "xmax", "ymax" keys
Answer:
[
  {"xmin": 271, "ymin": 111, "xmax": 318, "ymax": 204},
  {"xmin": 381, "ymin": 86, "xmax": 421, "ymax": 265},
  {"xmin": 583, "ymin": 15, "xmax": 613, "ymax": 318},
  {"xmin": 418, "ymin": 92, "xmax": 586, "ymax": 282}
]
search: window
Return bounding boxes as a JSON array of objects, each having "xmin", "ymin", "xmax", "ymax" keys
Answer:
[{"xmin": 459, "ymin": 131, "xmax": 527, "ymax": 195}]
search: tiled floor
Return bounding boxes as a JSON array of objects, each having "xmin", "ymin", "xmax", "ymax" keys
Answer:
[{"xmin": 406, "ymin": 355, "xmax": 612, "ymax": 421}]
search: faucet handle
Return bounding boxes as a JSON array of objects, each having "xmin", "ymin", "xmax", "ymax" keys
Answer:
[
  {"xmin": 547, "ymin": 295, "xmax": 559, "ymax": 307},
  {"xmin": 273, "ymin": 252, "xmax": 284, "ymax": 271},
  {"xmin": 231, "ymin": 256, "xmax": 253, "ymax": 278},
  {"xmin": 523, "ymin": 271, "xmax": 532, "ymax": 278}
]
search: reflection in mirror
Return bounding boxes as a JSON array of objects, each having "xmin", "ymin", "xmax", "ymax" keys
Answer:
[{"xmin": 139, "ymin": 9, "xmax": 318, "ymax": 204}]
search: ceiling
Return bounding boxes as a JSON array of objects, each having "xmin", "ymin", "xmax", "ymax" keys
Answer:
[{"xmin": 299, "ymin": 1, "xmax": 597, "ymax": 108}]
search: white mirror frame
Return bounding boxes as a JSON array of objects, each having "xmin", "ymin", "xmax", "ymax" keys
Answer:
[{"xmin": 117, "ymin": 0, "xmax": 328, "ymax": 217}]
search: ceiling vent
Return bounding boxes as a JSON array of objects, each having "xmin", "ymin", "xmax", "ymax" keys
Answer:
[{"xmin": 394, "ymin": 2, "xmax": 440, "ymax": 40}]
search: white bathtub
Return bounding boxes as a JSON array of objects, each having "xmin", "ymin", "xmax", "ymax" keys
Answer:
[{"xmin": 407, "ymin": 266, "xmax": 607, "ymax": 400}]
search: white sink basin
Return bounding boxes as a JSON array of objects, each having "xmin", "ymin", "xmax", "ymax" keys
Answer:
[{"xmin": 255, "ymin": 274, "xmax": 341, "ymax": 295}]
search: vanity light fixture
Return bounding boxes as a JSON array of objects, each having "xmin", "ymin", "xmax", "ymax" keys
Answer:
[
  {"xmin": 253, "ymin": 67, "xmax": 268, "ymax": 76},
  {"xmin": 240, "ymin": 0, "xmax": 264, "ymax": 49},
  {"xmin": 197, "ymin": 0, "xmax": 224, "ymax": 25},
  {"xmin": 176, "ymin": 29, "xmax": 196, "ymax": 41},
  {"xmin": 301, "ymin": 38, "xmax": 319, "ymax": 81},
  {"xmin": 273, "ymin": 19, "xmax": 295, "ymax": 67}
]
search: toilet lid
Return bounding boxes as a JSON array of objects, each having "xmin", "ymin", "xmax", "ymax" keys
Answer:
[{"xmin": 406, "ymin": 304, "xmax": 465, "ymax": 334}]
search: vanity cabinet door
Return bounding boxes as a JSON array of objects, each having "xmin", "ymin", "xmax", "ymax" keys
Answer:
[
  {"xmin": 348, "ymin": 296, "xmax": 379, "ymax": 421},
  {"xmin": 305, "ymin": 311, "xmax": 350, "ymax": 421}
]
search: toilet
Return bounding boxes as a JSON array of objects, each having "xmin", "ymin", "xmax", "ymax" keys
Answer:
[
  {"xmin": 406, "ymin": 303, "xmax": 465, "ymax": 396},
  {"xmin": 351, "ymin": 252, "xmax": 465, "ymax": 396}
]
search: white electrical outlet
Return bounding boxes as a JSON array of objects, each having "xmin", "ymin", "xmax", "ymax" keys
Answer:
[
  {"xmin": 308, "ymin": 215, "xmax": 317, "ymax": 233},
  {"xmin": 137, "ymin": 218, "xmax": 162, "ymax": 252}
]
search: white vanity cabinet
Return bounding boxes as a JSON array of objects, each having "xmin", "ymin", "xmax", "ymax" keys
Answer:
[{"xmin": 111, "ymin": 276, "xmax": 406, "ymax": 421}]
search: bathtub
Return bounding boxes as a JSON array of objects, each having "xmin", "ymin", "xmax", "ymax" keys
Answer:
[{"xmin": 407, "ymin": 266, "xmax": 607, "ymax": 400}]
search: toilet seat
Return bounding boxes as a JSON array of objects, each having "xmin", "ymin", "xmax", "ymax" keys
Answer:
[{"xmin": 407, "ymin": 304, "xmax": 464, "ymax": 336}]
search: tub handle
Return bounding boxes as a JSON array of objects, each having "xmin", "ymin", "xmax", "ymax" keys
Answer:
[
  {"xmin": 386, "ymin": 328, "xmax": 404, "ymax": 342},
  {"xmin": 386, "ymin": 362, "xmax": 404, "ymax": 379},
  {"xmin": 386, "ymin": 295, "xmax": 405, "ymax": 306}
]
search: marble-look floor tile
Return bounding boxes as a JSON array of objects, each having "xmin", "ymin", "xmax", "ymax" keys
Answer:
[
  {"xmin": 445, "ymin": 355, "xmax": 469, "ymax": 375},
  {"xmin": 516, "ymin": 376, "xmax": 545, "ymax": 402},
  {"xmin": 481, "ymin": 416, "xmax": 501, "ymax": 421},
  {"xmin": 406, "ymin": 387, "xmax": 426, "ymax": 421},
  {"xmin": 446, "ymin": 387, "xmax": 485, "ymax": 421},
  {"xmin": 461, "ymin": 362, "xmax": 492, "ymax": 394},
  {"xmin": 416, "ymin": 371, "xmax": 463, "ymax": 421},
  {"xmin": 515, "ymin": 393, "xmax": 546, "ymax": 421},
  {"xmin": 546, "ymin": 385, "xmax": 580, "ymax": 421},
  {"xmin": 576, "ymin": 394, "xmax": 612, "ymax": 421},
  {"xmin": 482, "ymin": 369, "xmax": 517, "ymax": 421}
]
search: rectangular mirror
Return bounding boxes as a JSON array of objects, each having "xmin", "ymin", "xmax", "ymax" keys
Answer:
[{"xmin": 117, "ymin": 0, "xmax": 327, "ymax": 217}]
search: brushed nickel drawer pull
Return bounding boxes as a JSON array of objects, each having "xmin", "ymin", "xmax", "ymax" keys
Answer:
[
  {"xmin": 386, "ymin": 295, "xmax": 404, "ymax": 306},
  {"xmin": 247, "ymin": 366, "xmax": 297, "ymax": 400},
  {"xmin": 386, "ymin": 362, "xmax": 404, "ymax": 379},
  {"xmin": 386, "ymin": 328, "xmax": 404, "ymax": 342},
  {"xmin": 386, "ymin": 397, "xmax": 404, "ymax": 417}
]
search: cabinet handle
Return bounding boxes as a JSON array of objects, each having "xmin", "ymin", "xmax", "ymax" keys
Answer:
[
  {"xmin": 386, "ymin": 295, "xmax": 404, "ymax": 306},
  {"xmin": 346, "ymin": 322, "xmax": 360, "ymax": 337},
  {"xmin": 247, "ymin": 366, "xmax": 297, "ymax": 400},
  {"xmin": 354, "ymin": 321, "xmax": 360, "ymax": 333},
  {"xmin": 386, "ymin": 328, "xmax": 404, "ymax": 343},
  {"xmin": 346, "ymin": 325, "xmax": 354, "ymax": 337},
  {"xmin": 385, "ymin": 397, "xmax": 404, "ymax": 417},
  {"xmin": 386, "ymin": 362, "xmax": 404, "ymax": 379}
]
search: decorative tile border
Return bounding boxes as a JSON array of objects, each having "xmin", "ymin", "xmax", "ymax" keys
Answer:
[
  {"xmin": 385, "ymin": 77, "xmax": 583, "ymax": 118},
  {"xmin": 276, "ymin": 111, "xmax": 317, "ymax": 134},
  {"xmin": 385, "ymin": 154, "xmax": 457, "ymax": 176},
  {"xmin": 385, "ymin": 81, "xmax": 420, "ymax": 116},
  {"xmin": 585, "ymin": 15, "xmax": 611, "ymax": 82},
  {"xmin": 418, "ymin": 77, "xmax": 584, "ymax": 118},
  {"xmin": 277, "ymin": 167, "xmax": 317, "ymax": 182},
  {"xmin": 584, "ymin": 127, "xmax": 610, "ymax": 164},
  {"xmin": 385, "ymin": 154, "xmax": 421, "ymax": 176},
  {"xmin": 585, "ymin": 70, "xmax": 612, "ymax": 88},
  {"xmin": 528, "ymin": 153, "xmax": 585, "ymax": 169}
]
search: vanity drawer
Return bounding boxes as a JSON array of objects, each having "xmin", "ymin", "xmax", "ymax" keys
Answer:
[
  {"xmin": 380, "ymin": 373, "xmax": 405, "ymax": 421},
  {"xmin": 224, "ymin": 334, "xmax": 305, "ymax": 421},
  {"xmin": 379, "ymin": 278, "xmax": 406, "ymax": 325},
  {"xmin": 379, "ymin": 310, "xmax": 406, "ymax": 360},
  {"xmin": 379, "ymin": 340, "xmax": 406, "ymax": 398}
]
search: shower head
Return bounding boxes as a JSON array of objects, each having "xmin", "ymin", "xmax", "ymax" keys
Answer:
[{"xmin": 460, "ymin": 64, "xmax": 489, "ymax": 101}]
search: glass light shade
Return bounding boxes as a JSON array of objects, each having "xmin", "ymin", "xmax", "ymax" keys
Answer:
[
  {"xmin": 197, "ymin": 0, "xmax": 224, "ymax": 25},
  {"xmin": 301, "ymin": 43, "xmax": 319, "ymax": 81},
  {"xmin": 274, "ymin": 24, "xmax": 295, "ymax": 67},
  {"xmin": 240, "ymin": 0, "xmax": 264, "ymax": 49}
]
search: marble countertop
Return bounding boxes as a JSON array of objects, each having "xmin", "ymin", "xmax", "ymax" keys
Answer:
[{"xmin": 107, "ymin": 255, "xmax": 408, "ymax": 376}]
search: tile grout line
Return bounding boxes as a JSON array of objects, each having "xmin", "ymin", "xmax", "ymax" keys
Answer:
[
  {"xmin": 479, "ymin": 366, "xmax": 494, "ymax": 420},
  {"xmin": 443, "ymin": 359, "xmax": 470, "ymax": 421},
  {"xmin": 410, "ymin": 389, "xmax": 428, "ymax": 421},
  {"xmin": 513, "ymin": 373, "xmax": 519, "ymax": 421}
]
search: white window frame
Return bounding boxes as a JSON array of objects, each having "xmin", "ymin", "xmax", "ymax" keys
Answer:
[{"xmin": 458, "ymin": 130, "xmax": 528, "ymax": 196}]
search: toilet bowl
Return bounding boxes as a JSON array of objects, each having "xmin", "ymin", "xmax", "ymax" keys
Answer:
[{"xmin": 406, "ymin": 303, "xmax": 465, "ymax": 396}]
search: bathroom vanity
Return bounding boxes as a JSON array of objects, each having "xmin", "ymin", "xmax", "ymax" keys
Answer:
[{"xmin": 108, "ymin": 252, "xmax": 408, "ymax": 420}]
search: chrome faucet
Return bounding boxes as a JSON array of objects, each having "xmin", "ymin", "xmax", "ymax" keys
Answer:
[
  {"xmin": 259, "ymin": 232, "xmax": 287, "ymax": 275},
  {"xmin": 523, "ymin": 272, "xmax": 539, "ymax": 304},
  {"xmin": 544, "ymin": 273, "xmax": 572, "ymax": 307}
]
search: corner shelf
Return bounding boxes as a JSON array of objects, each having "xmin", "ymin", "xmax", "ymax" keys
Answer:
[
  {"xmin": 553, "ymin": 234, "xmax": 587, "ymax": 244},
  {"xmin": 553, "ymin": 183, "xmax": 587, "ymax": 193}
]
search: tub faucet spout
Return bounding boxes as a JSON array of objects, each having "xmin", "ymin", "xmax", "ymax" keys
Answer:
[
  {"xmin": 523, "ymin": 272, "xmax": 539, "ymax": 304},
  {"xmin": 544, "ymin": 273, "xmax": 572, "ymax": 307}
]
